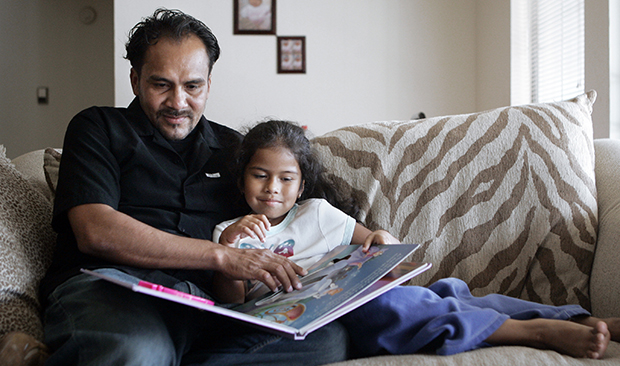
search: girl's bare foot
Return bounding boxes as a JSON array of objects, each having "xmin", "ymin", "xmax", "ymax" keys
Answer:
[
  {"xmin": 572, "ymin": 316, "xmax": 620, "ymax": 343},
  {"xmin": 485, "ymin": 318, "xmax": 610, "ymax": 359}
]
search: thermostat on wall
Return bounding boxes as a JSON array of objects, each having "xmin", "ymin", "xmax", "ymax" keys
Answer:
[{"xmin": 37, "ymin": 87, "xmax": 48, "ymax": 105}]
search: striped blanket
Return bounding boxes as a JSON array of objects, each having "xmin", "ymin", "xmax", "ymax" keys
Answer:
[{"xmin": 312, "ymin": 91, "xmax": 597, "ymax": 309}]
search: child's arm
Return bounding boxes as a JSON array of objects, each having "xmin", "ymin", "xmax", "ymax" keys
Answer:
[
  {"xmin": 212, "ymin": 214, "xmax": 273, "ymax": 304},
  {"xmin": 350, "ymin": 223, "xmax": 401, "ymax": 252}
]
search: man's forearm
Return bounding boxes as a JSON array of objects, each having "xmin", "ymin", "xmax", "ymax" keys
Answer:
[
  {"xmin": 69, "ymin": 203, "xmax": 224, "ymax": 270},
  {"xmin": 68, "ymin": 203, "xmax": 306, "ymax": 292}
]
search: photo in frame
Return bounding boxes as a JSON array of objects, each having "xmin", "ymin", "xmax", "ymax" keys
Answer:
[
  {"xmin": 234, "ymin": 0, "xmax": 276, "ymax": 35},
  {"xmin": 277, "ymin": 36, "xmax": 306, "ymax": 74}
]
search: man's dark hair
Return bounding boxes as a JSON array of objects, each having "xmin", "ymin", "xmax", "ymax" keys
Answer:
[{"xmin": 124, "ymin": 8, "xmax": 220, "ymax": 75}]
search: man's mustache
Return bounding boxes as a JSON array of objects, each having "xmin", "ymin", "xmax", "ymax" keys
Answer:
[{"xmin": 158, "ymin": 108, "xmax": 193, "ymax": 119}]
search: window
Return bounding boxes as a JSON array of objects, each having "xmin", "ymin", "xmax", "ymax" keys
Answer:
[{"xmin": 511, "ymin": 0, "xmax": 584, "ymax": 105}]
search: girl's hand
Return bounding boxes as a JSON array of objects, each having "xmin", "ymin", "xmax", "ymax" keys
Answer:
[
  {"xmin": 220, "ymin": 214, "xmax": 271, "ymax": 245},
  {"xmin": 362, "ymin": 230, "xmax": 400, "ymax": 252}
]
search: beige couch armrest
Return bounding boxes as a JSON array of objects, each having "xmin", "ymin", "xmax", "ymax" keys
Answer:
[{"xmin": 591, "ymin": 139, "xmax": 620, "ymax": 317}]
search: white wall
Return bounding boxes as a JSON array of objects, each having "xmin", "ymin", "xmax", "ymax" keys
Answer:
[
  {"xmin": 475, "ymin": 0, "xmax": 511, "ymax": 111},
  {"xmin": 114, "ymin": 0, "xmax": 477, "ymax": 136},
  {"xmin": 610, "ymin": 0, "xmax": 620, "ymax": 139},
  {"xmin": 0, "ymin": 0, "xmax": 114, "ymax": 158},
  {"xmin": 585, "ymin": 0, "xmax": 611, "ymax": 139},
  {"xmin": 2, "ymin": 1, "xmax": 613, "ymax": 159}
]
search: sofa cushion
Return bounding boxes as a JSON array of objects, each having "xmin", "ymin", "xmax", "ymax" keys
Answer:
[
  {"xmin": 591, "ymin": 139, "xmax": 620, "ymax": 318},
  {"xmin": 325, "ymin": 342, "xmax": 620, "ymax": 366},
  {"xmin": 312, "ymin": 91, "xmax": 597, "ymax": 309},
  {"xmin": 11, "ymin": 150, "xmax": 53, "ymax": 202},
  {"xmin": 0, "ymin": 146, "xmax": 56, "ymax": 341},
  {"xmin": 43, "ymin": 148, "xmax": 61, "ymax": 200}
]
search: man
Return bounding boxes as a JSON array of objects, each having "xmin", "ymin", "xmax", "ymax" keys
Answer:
[{"xmin": 41, "ymin": 8, "xmax": 348, "ymax": 365}]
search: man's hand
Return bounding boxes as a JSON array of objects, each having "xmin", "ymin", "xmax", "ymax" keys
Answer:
[{"xmin": 217, "ymin": 246, "xmax": 306, "ymax": 293}]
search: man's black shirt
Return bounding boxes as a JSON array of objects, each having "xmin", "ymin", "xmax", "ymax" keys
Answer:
[{"xmin": 41, "ymin": 99, "xmax": 250, "ymax": 299}]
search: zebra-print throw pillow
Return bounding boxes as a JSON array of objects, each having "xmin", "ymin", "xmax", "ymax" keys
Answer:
[{"xmin": 312, "ymin": 91, "xmax": 597, "ymax": 309}]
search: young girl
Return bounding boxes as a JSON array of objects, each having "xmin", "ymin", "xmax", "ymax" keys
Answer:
[{"xmin": 213, "ymin": 120, "xmax": 619, "ymax": 359}]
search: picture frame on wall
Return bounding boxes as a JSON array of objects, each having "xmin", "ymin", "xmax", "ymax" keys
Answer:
[
  {"xmin": 234, "ymin": 0, "xmax": 276, "ymax": 35},
  {"xmin": 277, "ymin": 36, "xmax": 306, "ymax": 74}
]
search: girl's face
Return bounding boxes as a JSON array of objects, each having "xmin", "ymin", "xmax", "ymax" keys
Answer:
[{"xmin": 243, "ymin": 146, "xmax": 304, "ymax": 225}]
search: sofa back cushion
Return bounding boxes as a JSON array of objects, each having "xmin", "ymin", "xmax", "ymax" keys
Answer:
[{"xmin": 312, "ymin": 91, "xmax": 597, "ymax": 309}]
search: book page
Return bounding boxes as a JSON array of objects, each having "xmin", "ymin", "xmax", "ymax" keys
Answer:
[{"xmin": 232, "ymin": 244, "xmax": 418, "ymax": 330}]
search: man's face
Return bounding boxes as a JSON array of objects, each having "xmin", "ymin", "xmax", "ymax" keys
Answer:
[{"xmin": 130, "ymin": 34, "xmax": 211, "ymax": 140}]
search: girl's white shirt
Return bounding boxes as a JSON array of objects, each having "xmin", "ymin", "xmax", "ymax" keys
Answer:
[{"xmin": 213, "ymin": 198, "xmax": 356, "ymax": 269}]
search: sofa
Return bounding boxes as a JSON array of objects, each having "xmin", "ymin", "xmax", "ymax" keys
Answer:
[{"xmin": 1, "ymin": 90, "xmax": 619, "ymax": 365}]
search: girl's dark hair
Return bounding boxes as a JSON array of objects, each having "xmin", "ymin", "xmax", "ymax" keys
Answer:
[
  {"xmin": 125, "ymin": 8, "xmax": 220, "ymax": 75},
  {"xmin": 238, "ymin": 120, "xmax": 360, "ymax": 219}
]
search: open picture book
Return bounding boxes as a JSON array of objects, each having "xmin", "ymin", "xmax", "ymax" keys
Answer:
[{"xmin": 82, "ymin": 243, "xmax": 431, "ymax": 340}]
